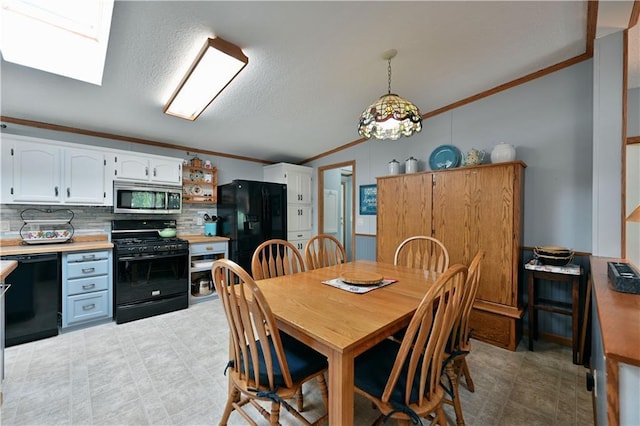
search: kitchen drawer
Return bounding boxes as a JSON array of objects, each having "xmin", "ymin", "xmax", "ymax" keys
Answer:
[
  {"xmin": 190, "ymin": 241, "xmax": 227, "ymax": 256},
  {"xmin": 65, "ymin": 251, "xmax": 110, "ymax": 263},
  {"xmin": 67, "ymin": 275, "xmax": 109, "ymax": 296},
  {"xmin": 288, "ymin": 230, "xmax": 311, "ymax": 242},
  {"xmin": 66, "ymin": 258, "xmax": 109, "ymax": 279},
  {"xmin": 65, "ymin": 291, "xmax": 109, "ymax": 325}
]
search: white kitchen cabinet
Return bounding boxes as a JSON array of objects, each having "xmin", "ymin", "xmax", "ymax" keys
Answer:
[
  {"xmin": 114, "ymin": 153, "xmax": 182, "ymax": 185},
  {"xmin": 61, "ymin": 250, "xmax": 112, "ymax": 329},
  {"xmin": 264, "ymin": 163, "xmax": 313, "ymax": 250},
  {"xmin": 287, "ymin": 205, "xmax": 312, "ymax": 234},
  {"xmin": 1, "ymin": 135, "xmax": 109, "ymax": 205},
  {"xmin": 11, "ymin": 139, "xmax": 61, "ymax": 203},
  {"xmin": 64, "ymin": 148, "xmax": 107, "ymax": 204},
  {"xmin": 288, "ymin": 230, "xmax": 312, "ymax": 252}
]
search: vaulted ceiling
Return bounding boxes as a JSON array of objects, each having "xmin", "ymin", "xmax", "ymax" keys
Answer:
[{"xmin": 0, "ymin": 1, "xmax": 636, "ymax": 164}]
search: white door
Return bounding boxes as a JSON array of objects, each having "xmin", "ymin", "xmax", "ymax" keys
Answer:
[{"xmin": 115, "ymin": 154, "xmax": 149, "ymax": 181}]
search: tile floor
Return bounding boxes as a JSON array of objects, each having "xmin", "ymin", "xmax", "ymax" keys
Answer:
[{"xmin": 0, "ymin": 299, "xmax": 594, "ymax": 425}]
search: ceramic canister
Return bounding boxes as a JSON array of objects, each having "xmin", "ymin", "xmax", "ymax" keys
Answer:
[
  {"xmin": 490, "ymin": 143, "xmax": 516, "ymax": 163},
  {"xmin": 388, "ymin": 159, "xmax": 400, "ymax": 175},
  {"xmin": 406, "ymin": 157, "xmax": 418, "ymax": 173}
]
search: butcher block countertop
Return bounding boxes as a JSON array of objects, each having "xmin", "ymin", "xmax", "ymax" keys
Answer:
[
  {"xmin": 179, "ymin": 235, "xmax": 229, "ymax": 244},
  {"xmin": 590, "ymin": 256, "xmax": 640, "ymax": 367},
  {"xmin": 0, "ymin": 234, "xmax": 113, "ymax": 256},
  {"xmin": 0, "ymin": 260, "xmax": 18, "ymax": 282}
]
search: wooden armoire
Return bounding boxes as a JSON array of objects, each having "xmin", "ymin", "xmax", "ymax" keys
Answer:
[{"xmin": 377, "ymin": 161, "xmax": 526, "ymax": 350}]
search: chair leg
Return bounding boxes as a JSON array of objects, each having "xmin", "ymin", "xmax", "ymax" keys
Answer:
[
  {"xmin": 460, "ymin": 358, "xmax": 475, "ymax": 392},
  {"xmin": 296, "ymin": 389, "xmax": 304, "ymax": 411},
  {"xmin": 316, "ymin": 373, "xmax": 329, "ymax": 411},
  {"xmin": 434, "ymin": 404, "xmax": 448, "ymax": 426},
  {"xmin": 446, "ymin": 363, "xmax": 465, "ymax": 425},
  {"xmin": 269, "ymin": 401, "xmax": 281, "ymax": 425},
  {"xmin": 220, "ymin": 386, "xmax": 239, "ymax": 425}
]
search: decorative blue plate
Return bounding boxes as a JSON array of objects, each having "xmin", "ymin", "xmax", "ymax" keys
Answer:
[{"xmin": 429, "ymin": 145, "xmax": 461, "ymax": 170}]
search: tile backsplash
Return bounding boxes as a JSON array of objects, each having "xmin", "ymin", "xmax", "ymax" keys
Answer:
[{"xmin": 0, "ymin": 204, "xmax": 217, "ymax": 239}]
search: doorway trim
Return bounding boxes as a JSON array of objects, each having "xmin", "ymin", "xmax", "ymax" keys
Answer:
[{"xmin": 318, "ymin": 160, "xmax": 356, "ymax": 261}]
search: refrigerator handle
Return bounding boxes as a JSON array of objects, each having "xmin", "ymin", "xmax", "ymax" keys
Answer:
[{"xmin": 262, "ymin": 186, "xmax": 273, "ymax": 240}]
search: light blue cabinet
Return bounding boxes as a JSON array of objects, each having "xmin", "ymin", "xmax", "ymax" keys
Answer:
[{"xmin": 61, "ymin": 250, "xmax": 112, "ymax": 328}]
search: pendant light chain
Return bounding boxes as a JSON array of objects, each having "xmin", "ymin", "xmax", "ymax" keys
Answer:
[
  {"xmin": 387, "ymin": 58, "xmax": 392, "ymax": 95},
  {"xmin": 358, "ymin": 48, "xmax": 423, "ymax": 140}
]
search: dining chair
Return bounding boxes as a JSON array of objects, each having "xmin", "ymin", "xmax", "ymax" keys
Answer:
[
  {"xmin": 304, "ymin": 234, "xmax": 347, "ymax": 270},
  {"xmin": 251, "ymin": 239, "xmax": 306, "ymax": 280},
  {"xmin": 250, "ymin": 238, "xmax": 308, "ymax": 409},
  {"xmin": 393, "ymin": 235, "xmax": 450, "ymax": 273},
  {"xmin": 443, "ymin": 250, "xmax": 484, "ymax": 426},
  {"xmin": 353, "ymin": 263, "xmax": 468, "ymax": 425},
  {"xmin": 212, "ymin": 258, "xmax": 329, "ymax": 425}
]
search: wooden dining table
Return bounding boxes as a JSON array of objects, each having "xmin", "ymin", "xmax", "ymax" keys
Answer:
[{"xmin": 249, "ymin": 260, "xmax": 440, "ymax": 425}]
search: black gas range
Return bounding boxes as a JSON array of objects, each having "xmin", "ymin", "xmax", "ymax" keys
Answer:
[{"xmin": 111, "ymin": 219, "xmax": 189, "ymax": 324}]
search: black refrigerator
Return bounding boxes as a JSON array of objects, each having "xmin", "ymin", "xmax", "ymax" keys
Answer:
[{"xmin": 217, "ymin": 180, "xmax": 287, "ymax": 273}]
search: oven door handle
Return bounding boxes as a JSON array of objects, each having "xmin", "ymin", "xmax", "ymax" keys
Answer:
[{"xmin": 117, "ymin": 252, "xmax": 187, "ymax": 261}]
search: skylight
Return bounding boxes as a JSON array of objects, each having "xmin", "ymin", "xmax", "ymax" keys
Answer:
[{"xmin": 0, "ymin": 0, "xmax": 114, "ymax": 85}]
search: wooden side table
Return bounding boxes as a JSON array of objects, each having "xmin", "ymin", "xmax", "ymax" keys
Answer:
[{"xmin": 525, "ymin": 262, "xmax": 583, "ymax": 364}]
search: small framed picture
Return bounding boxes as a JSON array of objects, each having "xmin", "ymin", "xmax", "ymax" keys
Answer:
[{"xmin": 359, "ymin": 184, "xmax": 377, "ymax": 215}]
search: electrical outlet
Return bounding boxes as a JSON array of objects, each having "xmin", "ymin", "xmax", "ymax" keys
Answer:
[
  {"xmin": 196, "ymin": 217, "xmax": 204, "ymax": 226},
  {"xmin": 0, "ymin": 221, "xmax": 9, "ymax": 232}
]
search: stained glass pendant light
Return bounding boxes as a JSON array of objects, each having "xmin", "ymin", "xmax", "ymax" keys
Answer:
[{"xmin": 358, "ymin": 49, "xmax": 422, "ymax": 140}]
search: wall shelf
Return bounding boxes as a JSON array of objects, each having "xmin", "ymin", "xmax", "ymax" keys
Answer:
[{"xmin": 182, "ymin": 165, "xmax": 217, "ymax": 204}]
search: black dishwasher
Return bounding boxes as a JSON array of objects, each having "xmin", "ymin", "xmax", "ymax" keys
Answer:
[{"xmin": 1, "ymin": 253, "xmax": 60, "ymax": 347}]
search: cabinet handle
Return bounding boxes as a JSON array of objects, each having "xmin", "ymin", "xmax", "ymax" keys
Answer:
[
  {"xmin": 297, "ymin": 234, "xmax": 303, "ymax": 238},
  {"xmin": 82, "ymin": 283, "xmax": 96, "ymax": 290},
  {"xmin": 82, "ymin": 267, "xmax": 95, "ymax": 274},
  {"xmin": 153, "ymin": 168, "xmax": 157, "ymax": 177},
  {"xmin": 82, "ymin": 254, "xmax": 96, "ymax": 260},
  {"xmin": 55, "ymin": 186, "xmax": 59, "ymax": 196},
  {"xmin": 145, "ymin": 167, "xmax": 149, "ymax": 176},
  {"xmin": 206, "ymin": 246, "xmax": 213, "ymax": 251},
  {"xmin": 82, "ymin": 303, "xmax": 96, "ymax": 311},
  {"xmin": 67, "ymin": 187, "xmax": 70, "ymax": 197}
]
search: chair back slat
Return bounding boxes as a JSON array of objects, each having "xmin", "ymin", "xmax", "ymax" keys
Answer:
[
  {"xmin": 304, "ymin": 234, "xmax": 347, "ymax": 270},
  {"xmin": 381, "ymin": 264, "xmax": 467, "ymax": 407},
  {"xmin": 394, "ymin": 236, "xmax": 449, "ymax": 273},
  {"xmin": 251, "ymin": 239, "xmax": 305, "ymax": 280},
  {"xmin": 449, "ymin": 250, "xmax": 484, "ymax": 353},
  {"xmin": 212, "ymin": 259, "xmax": 293, "ymax": 391}
]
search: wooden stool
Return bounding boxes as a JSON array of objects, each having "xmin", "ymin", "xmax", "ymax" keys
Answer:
[{"xmin": 525, "ymin": 261, "xmax": 583, "ymax": 364}]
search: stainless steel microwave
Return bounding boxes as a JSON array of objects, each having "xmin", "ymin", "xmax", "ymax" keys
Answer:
[{"xmin": 113, "ymin": 182, "xmax": 182, "ymax": 214}]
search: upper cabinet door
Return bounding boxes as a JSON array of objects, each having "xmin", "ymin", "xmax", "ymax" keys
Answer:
[
  {"xmin": 64, "ymin": 148, "xmax": 106, "ymax": 204},
  {"xmin": 150, "ymin": 158, "xmax": 182, "ymax": 184},
  {"xmin": 13, "ymin": 141, "xmax": 62, "ymax": 203},
  {"xmin": 114, "ymin": 154, "xmax": 182, "ymax": 184},
  {"xmin": 115, "ymin": 154, "xmax": 150, "ymax": 181}
]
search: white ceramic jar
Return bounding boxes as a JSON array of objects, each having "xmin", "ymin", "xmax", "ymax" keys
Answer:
[
  {"xmin": 388, "ymin": 159, "xmax": 400, "ymax": 175},
  {"xmin": 490, "ymin": 143, "xmax": 516, "ymax": 163},
  {"xmin": 406, "ymin": 157, "xmax": 418, "ymax": 173}
]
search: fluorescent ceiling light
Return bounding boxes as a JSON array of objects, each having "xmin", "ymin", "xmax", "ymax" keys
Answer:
[
  {"xmin": 0, "ymin": 0, "xmax": 114, "ymax": 85},
  {"xmin": 164, "ymin": 37, "xmax": 249, "ymax": 121}
]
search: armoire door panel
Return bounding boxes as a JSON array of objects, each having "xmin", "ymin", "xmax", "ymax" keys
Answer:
[
  {"xmin": 475, "ymin": 166, "xmax": 516, "ymax": 306},
  {"xmin": 401, "ymin": 174, "xmax": 432, "ymax": 240},
  {"xmin": 432, "ymin": 170, "xmax": 469, "ymax": 268},
  {"xmin": 377, "ymin": 176, "xmax": 406, "ymax": 264}
]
